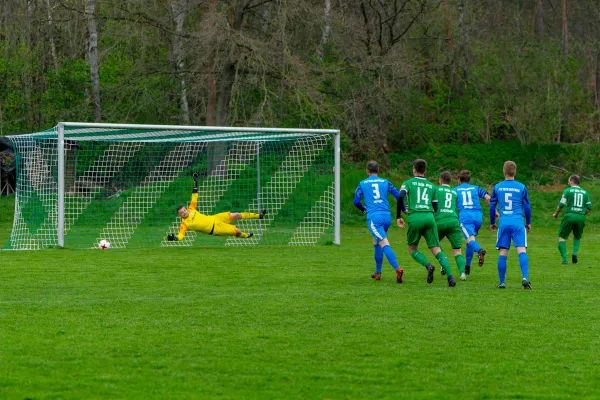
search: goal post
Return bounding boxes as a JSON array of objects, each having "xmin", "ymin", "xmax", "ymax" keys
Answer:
[{"xmin": 5, "ymin": 122, "xmax": 341, "ymax": 250}]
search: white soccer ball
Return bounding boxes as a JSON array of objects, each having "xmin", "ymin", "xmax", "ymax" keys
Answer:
[{"xmin": 98, "ymin": 239, "xmax": 111, "ymax": 250}]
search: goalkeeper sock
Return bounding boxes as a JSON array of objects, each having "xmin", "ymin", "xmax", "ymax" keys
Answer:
[
  {"xmin": 498, "ymin": 255, "xmax": 507, "ymax": 284},
  {"xmin": 455, "ymin": 254, "xmax": 466, "ymax": 275},
  {"xmin": 241, "ymin": 212, "xmax": 260, "ymax": 220},
  {"xmin": 374, "ymin": 245, "xmax": 384, "ymax": 273},
  {"xmin": 558, "ymin": 241, "xmax": 567, "ymax": 263},
  {"xmin": 382, "ymin": 245, "xmax": 399, "ymax": 268},
  {"xmin": 518, "ymin": 252, "xmax": 529, "ymax": 280},
  {"xmin": 573, "ymin": 239, "xmax": 581, "ymax": 256},
  {"xmin": 435, "ymin": 251, "xmax": 452, "ymax": 277},
  {"xmin": 410, "ymin": 250, "xmax": 429, "ymax": 268}
]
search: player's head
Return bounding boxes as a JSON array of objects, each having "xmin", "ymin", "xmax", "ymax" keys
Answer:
[
  {"xmin": 503, "ymin": 161, "xmax": 517, "ymax": 178},
  {"xmin": 458, "ymin": 170, "xmax": 470, "ymax": 183},
  {"xmin": 366, "ymin": 160, "xmax": 379, "ymax": 175},
  {"xmin": 177, "ymin": 205, "xmax": 189, "ymax": 218},
  {"xmin": 413, "ymin": 159, "xmax": 427, "ymax": 175},
  {"xmin": 440, "ymin": 171, "xmax": 452, "ymax": 185},
  {"xmin": 569, "ymin": 175, "xmax": 580, "ymax": 186}
]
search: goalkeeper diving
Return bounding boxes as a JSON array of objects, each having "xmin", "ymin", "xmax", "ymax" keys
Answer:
[{"xmin": 167, "ymin": 173, "xmax": 266, "ymax": 241}]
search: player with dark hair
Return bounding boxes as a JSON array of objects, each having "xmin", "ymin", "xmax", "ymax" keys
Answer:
[
  {"xmin": 490, "ymin": 161, "xmax": 532, "ymax": 289},
  {"xmin": 435, "ymin": 172, "xmax": 467, "ymax": 281},
  {"xmin": 354, "ymin": 160, "xmax": 405, "ymax": 283},
  {"xmin": 553, "ymin": 175, "xmax": 592, "ymax": 264},
  {"xmin": 167, "ymin": 173, "xmax": 266, "ymax": 241},
  {"xmin": 397, "ymin": 159, "xmax": 456, "ymax": 287},
  {"xmin": 455, "ymin": 169, "xmax": 491, "ymax": 275}
]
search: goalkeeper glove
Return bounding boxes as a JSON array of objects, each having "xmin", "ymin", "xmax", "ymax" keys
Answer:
[
  {"xmin": 167, "ymin": 234, "xmax": 178, "ymax": 241},
  {"xmin": 192, "ymin": 172, "xmax": 199, "ymax": 193}
]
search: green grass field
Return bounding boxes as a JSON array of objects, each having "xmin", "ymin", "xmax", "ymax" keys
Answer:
[{"xmin": 2, "ymin": 185, "xmax": 600, "ymax": 398}]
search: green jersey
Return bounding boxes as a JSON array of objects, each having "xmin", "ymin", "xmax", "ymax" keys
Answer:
[
  {"xmin": 400, "ymin": 177, "xmax": 437, "ymax": 214},
  {"xmin": 435, "ymin": 184, "xmax": 458, "ymax": 221},
  {"xmin": 559, "ymin": 186, "xmax": 592, "ymax": 215}
]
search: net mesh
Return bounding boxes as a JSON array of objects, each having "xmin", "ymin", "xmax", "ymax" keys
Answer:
[{"xmin": 5, "ymin": 125, "xmax": 337, "ymax": 249}]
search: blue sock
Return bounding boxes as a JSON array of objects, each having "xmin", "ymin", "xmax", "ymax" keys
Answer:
[
  {"xmin": 465, "ymin": 241, "xmax": 474, "ymax": 266},
  {"xmin": 382, "ymin": 245, "xmax": 399, "ymax": 269},
  {"xmin": 498, "ymin": 255, "xmax": 507, "ymax": 284},
  {"xmin": 470, "ymin": 239, "xmax": 481, "ymax": 254},
  {"xmin": 519, "ymin": 252, "xmax": 529, "ymax": 280},
  {"xmin": 374, "ymin": 245, "xmax": 383, "ymax": 273}
]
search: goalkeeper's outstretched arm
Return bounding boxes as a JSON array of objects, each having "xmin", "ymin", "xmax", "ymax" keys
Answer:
[{"xmin": 167, "ymin": 173, "xmax": 199, "ymax": 241}]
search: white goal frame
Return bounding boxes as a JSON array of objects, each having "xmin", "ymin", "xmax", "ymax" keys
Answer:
[{"xmin": 52, "ymin": 122, "xmax": 341, "ymax": 248}]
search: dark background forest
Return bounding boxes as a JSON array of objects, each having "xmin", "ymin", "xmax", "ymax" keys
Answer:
[{"xmin": 1, "ymin": 0, "xmax": 599, "ymax": 167}]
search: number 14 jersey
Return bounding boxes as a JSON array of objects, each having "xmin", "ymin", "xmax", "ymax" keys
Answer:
[{"xmin": 400, "ymin": 177, "xmax": 437, "ymax": 214}]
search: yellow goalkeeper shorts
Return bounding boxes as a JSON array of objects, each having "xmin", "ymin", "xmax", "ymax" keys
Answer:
[{"xmin": 211, "ymin": 212, "xmax": 237, "ymax": 237}]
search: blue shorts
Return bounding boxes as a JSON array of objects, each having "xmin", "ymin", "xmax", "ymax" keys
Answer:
[
  {"xmin": 367, "ymin": 213, "xmax": 392, "ymax": 243},
  {"xmin": 460, "ymin": 220, "xmax": 482, "ymax": 240},
  {"xmin": 496, "ymin": 224, "xmax": 527, "ymax": 249}
]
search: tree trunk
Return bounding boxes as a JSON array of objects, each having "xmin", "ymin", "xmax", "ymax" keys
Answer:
[
  {"xmin": 561, "ymin": 0, "xmax": 568, "ymax": 57},
  {"xmin": 535, "ymin": 0, "xmax": 544, "ymax": 41},
  {"xmin": 171, "ymin": 0, "xmax": 190, "ymax": 124},
  {"xmin": 86, "ymin": 0, "xmax": 101, "ymax": 122},
  {"xmin": 317, "ymin": 0, "xmax": 332, "ymax": 60},
  {"xmin": 45, "ymin": 0, "xmax": 59, "ymax": 73},
  {"xmin": 207, "ymin": 0, "xmax": 217, "ymax": 125},
  {"xmin": 596, "ymin": 49, "xmax": 600, "ymax": 108},
  {"xmin": 444, "ymin": 0, "xmax": 456, "ymax": 94}
]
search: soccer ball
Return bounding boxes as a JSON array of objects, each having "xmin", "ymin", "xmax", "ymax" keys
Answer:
[{"xmin": 98, "ymin": 239, "xmax": 111, "ymax": 250}]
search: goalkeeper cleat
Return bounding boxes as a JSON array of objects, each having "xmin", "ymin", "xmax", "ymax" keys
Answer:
[
  {"xmin": 572, "ymin": 254, "xmax": 578, "ymax": 264},
  {"xmin": 259, "ymin": 209, "xmax": 267, "ymax": 219},
  {"xmin": 460, "ymin": 273, "xmax": 467, "ymax": 281},
  {"xmin": 477, "ymin": 248, "xmax": 486, "ymax": 267},
  {"xmin": 447, "ymin": 275, "xmax": 456, "ymax": 287},
  {"xmin": 497, "ymin": 283, "xmax": 506, "ymax": 289},
  {"xmin": 522, "ymin": 278, "xmax": 532, "ymax": 290},
  {"xmin": 247, "ymin": 232, "xmax": 254, "ymax": 238},
  {"xmin": 426, "ymin": 263, "xmax": 435, "ymax": 284},
  {"xmin": 371, "ymin": 272, "xmax": 381, "ymax": 281},
  {"xmin": 465, "ymin": 265, "xmax": 471, "ymax": 275},
  {"xmin": 395, "ymin": 268, "xmax": 404, "ymax": 284}
]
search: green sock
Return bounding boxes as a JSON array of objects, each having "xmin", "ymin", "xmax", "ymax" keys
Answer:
[
  {"xmin": 573, "ymin": 239, "xmax": 581, "ymax": 255},
  {"xmin": 410, "ymin": 250, "xmax": 429, "ymax": 267},
  {"xmin": 558, "ymin": 241, "xmax": 567, "ymax": 262},
  {"xmin": 436, "ymin": 251, "xmax": 452, "ymax": 276},
  {"xmin": 455, "ymin": 254, "xmax": 466, "ymax": 275}
]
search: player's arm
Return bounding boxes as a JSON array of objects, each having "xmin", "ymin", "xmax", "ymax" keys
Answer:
[
  {"xmin": 431, "ymin": 186, "xmax": 438, "ymax": 213},
  {"xmin": 479, "ymin": 187, "xmax": 491, "ymax": 203},
  {"xmin": 397, "ymin": 185, "xmax": 408, "ymax": 219},
  {"xmin": 523, "ymin": 186, "xmax": 531, "ymax": 231},
  {"xmin": 553, "ymin": 190, "xmax": 567, "ymax": 218},
  {"xmin": 489, "ymin": 187, "xmax": 498, "ymax": 228},
  {"xmin": 585, "ymin": 193, "xmax": 592, "ymax": 214},
  {"xmin": 188, "ymin": 172, "xmax": 199, "ymax": 211},
  {"xmin": 167, "ymin": 223, "xmax": 188, "ymax": 241},
  {"xmin": 353, "ymin": 186, "xmax": 366, "ymax": 214}
]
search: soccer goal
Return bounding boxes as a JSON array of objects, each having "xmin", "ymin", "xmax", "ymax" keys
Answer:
[{"xmin": 4, "ymin": 123, "xmax": 340, "ymax": 250}]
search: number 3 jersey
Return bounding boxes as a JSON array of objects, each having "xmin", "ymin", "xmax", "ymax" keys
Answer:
[
  {"xmin": 354, "ymin": 176, "xmax": 400, "ymax": 216},
  {"xmin": 490, "ymin": 179, "xmax": 531, "ymax": 226}
]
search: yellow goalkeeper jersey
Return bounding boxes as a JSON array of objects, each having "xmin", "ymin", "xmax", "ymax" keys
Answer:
[{"xmin": 176, "ymin": 193, "xmax": 216, "ymax": 240}]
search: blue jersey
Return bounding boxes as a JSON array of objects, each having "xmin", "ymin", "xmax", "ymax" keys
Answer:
[
  {"xmin": 354, "ymin": 176, "xmax": 400, "ymax": 217},
  {"xmin": 455, "ymin": 183, "xmax": 488, "ymax": 222},
  {"xmin": 490, "ymin": 179, "xmax": 531, "ymax": 226}
]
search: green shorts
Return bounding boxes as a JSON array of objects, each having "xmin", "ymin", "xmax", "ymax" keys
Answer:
[
  {"xmin": 558, "ymin": 213, "xmax": 586, "ymax": 240},
  {"xmin": 436, "ymin": 218, "xmax": 463, "ymax": 249},
  {"xmin": 407, "ymin": 212, "xmax": 440, "ymax": 248}
]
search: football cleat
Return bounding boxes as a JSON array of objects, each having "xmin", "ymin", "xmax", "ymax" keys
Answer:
[
  {"xmin": 259, "ymin": 209, "xmax": 267, "ymax": 220},
  {"xmin": 247, "ymin": 232, "xmax": 254, "ymax": 238},
  {"xmin": 572, "ymin": 255, "xmax": 578, "ymax": 264},
  {"xmin": 465, "ymin": 265, "xmax": 471, "ymax": 275},
  {"xmin": 561, "ymin": 261, "xmax": 568, "ymax": 265},
  {"xmin": 497, "ymin": 283, "xmax": 506, "ymax": 289},
  {"xmin": 396, "ymin": 268, "xmax": 404, "ymax": 284},
  {"xmin": 426, "ymin": 263, "xmax": 435, "ymax": 284},
  {"xmin": 447, "ymin": 275, "xmax": 456, "ymax": 287},
  {"xmin": 477, "ymin": 249, "xmax": 486, "ymax": 267},
  {"xmin": 460, "ymin": 273, "xmax": 467, "ymax": 281},
  {"xmin": 371, "ymin": 272, "xmax": 381, "ymax": 281},
  {"xmin": 522, "ymin": 278, "xmax": 532, "ymax": 290}
]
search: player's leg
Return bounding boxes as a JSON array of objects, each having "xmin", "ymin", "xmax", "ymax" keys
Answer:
[
  {"xmin": 571, "ymin": 216, "xmax": 585, "ymax": 264},
  {"xmin": 436, "ymin": 223, "xmax": 449, "ymax": 276},
  {"xmin": 460, "ymin": 222, "xmax": 476, "ymax": 273},
  {"xmin": 448, "ymin": 226, "xmax": 466, "ymax": 279},
  {"xmin": 372, "ymin": 238, "xmax": 383, "ymax": 280},
  {"xmin": 495, "ymin": 225, "xmax": 511, "ymax": 288},
  {"xmin": 512, "ymin": 226, "xmax": 531, "ymax": 289},
  {"xmin": 557, "ymin": 216, "xmax": 572, "ymax": 264},
  {"xmin": 369, "ymin": 216, "xmax": 403, "ymax": 282},
  {"xmin": 230, "ymin": 210, "xmax": 266, "ymax": 221},
  {"xmin": 213, "ymin": 213, "xmax": 253, "ymax": 238},
  {"xmin": 426, "ymin": 221, "xmax": 454, "ymax": 285},
  {"xmin": 407, "ymin": 216, "xmax": 434, "ymax": 281}
]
